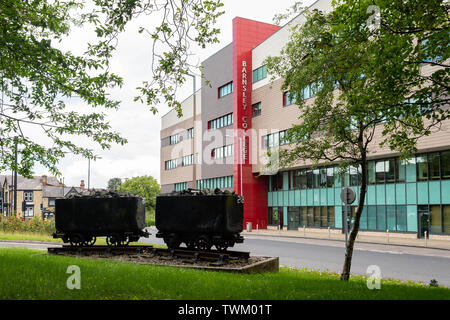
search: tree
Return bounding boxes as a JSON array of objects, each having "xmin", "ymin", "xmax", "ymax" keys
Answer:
[
  {"xmin": 119, "ymin": 176, "xmax": 160, "ymax": 211},
  {"xmin": 107, "ymin": 177, "xmax": 122, "ymax": 191},
  {"xmin": 0, "ymin": 0, "xmax": 224, "ymax": 177},
  {"xmin": 266, "ymin": 0, "xmax": 449, "ymax": 281}
]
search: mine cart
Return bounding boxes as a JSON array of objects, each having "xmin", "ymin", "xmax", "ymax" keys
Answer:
[
  {"xmin": 53, "ymin": 192, "xmax": 149, "ymax": 246},
  {"xmin": 155, "ymin": 189, "xmax": 244, "ymax": 251}
]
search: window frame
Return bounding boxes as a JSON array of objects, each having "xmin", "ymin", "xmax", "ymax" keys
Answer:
[{"xmin": 218, "ymin": 81, "xmax": 233, "ymax": 98}]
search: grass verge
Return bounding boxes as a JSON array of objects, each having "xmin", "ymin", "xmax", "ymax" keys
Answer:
[
  {"xmin": 0, "ymin": 248, "xmax": 449, "ymax": 300},
  {"xmin": 0, "ymin": 232, "xmax": 164, "ymax": 247}
]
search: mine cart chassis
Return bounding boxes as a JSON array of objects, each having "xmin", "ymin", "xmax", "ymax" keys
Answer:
[
  {"xmin": 156, "ymin": 231, "xmax": 244, "ymax": 251},
  {"xmin": 53, "ymin": 230, "xmax": 150, "ymax": 247}
]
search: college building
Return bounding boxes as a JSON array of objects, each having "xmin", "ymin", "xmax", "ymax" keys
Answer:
[{"xmin": 160, "ymin": 0, "xmax": 450, "ymax": 238}]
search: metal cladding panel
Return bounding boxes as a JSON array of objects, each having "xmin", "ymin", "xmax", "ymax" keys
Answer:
[
  {"xmin": 232, "ymin": 17, "xmax": 279, "ymax": 229},
  {"xmin": 155, "ymin": 195, "xmax": 244, "ymax": 234},
  {"xmin": 55, "ymin": 197, "xmax": 145, "ymax": 234}
]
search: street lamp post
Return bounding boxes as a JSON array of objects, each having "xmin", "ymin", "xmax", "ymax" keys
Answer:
[
  {"xmin": 88, "ymin": 156, "xmax": 101, "ymax": 190},
  {"xmin": 187, "ymin": 73, "xmax": 197, "ymax": 189}
]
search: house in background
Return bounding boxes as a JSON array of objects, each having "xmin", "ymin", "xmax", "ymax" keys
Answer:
[{"xmin": 0, "ymin": 175, "xmax": 84, "ymax": 219}]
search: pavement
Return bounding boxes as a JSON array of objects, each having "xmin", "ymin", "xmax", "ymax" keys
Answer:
[{"xmin": 241, "ymin": 228, "xmax": 450, "ymax": 250}]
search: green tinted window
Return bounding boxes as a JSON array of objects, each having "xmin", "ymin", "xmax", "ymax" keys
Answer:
[
  {"xmin": 377, "ymin": 205, "xmax": 386, "ymax": 230},
  {"xmin": 386, "ymin": 205, "xmax": 396, "ymax": 231},
  {"xmin": 252, "ymin": 65, "xmax": 267, "ymax": 83},
  {"xmin": 407, "ymin": 206, "xmax": 418, "ymax": 232},
  {"xmin": 397, "ymin": 205, "xmax": 407, "ymax": 232},
  {"xmin": 405, "ymin": 158, "xmax": 417, "ymax": 182},
  {"xmin": 397, "ymin": 158, "xmax": 406, "ymax": 182},
  {"xmin": 368, "ymin": 206, "xmax": 377, "ymax": 230}
]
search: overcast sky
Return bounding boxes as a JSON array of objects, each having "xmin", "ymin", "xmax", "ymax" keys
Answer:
[{"xmin": 4, "ymin": 0, "xmax": 315, "ymax": 189}]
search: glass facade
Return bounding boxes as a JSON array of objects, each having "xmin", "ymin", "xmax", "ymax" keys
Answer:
[{"xmin": 267, "ymin": 150, "xmax": 450, "ymax": 235}]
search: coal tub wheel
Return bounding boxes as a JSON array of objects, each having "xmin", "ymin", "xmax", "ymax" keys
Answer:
[
  {"xmin": 120, "ymin": 237, "xmax": 130, "ymax": 246},
  {"xmin": 195, "ymin": 235, "xmax": 212, "ymax": 251},
  {"xmin": 164, "ymin": 233, "xmax": 181, "ymax": 249},
  {"xmin": 184, "ymin": 240, "xmax": 196, "ymax": 250},
  {"xmin": 69, "ymin": 233, "xmax": 84, "ymax": 247},
  {"xmin": 214, "ymin": 239, "xmax": 229, "ymax": 252},
  {"xmin": 83, "ymin": 236, "xmax": 96, "ymax": 247}
]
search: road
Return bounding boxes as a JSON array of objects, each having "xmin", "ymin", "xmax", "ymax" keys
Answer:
[{"xmin": 2, "ymin": 230, "xmax": 449, "ymax": 287}]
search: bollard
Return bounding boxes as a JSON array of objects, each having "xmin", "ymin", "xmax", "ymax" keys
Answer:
[
  {"xmin": 328, "ymin": 227, "xmax": 331, "ymax": 240},
  {"xmin": 303, "ymin": 225, "xmax": 306, "ymax": 237},
  {"xmin": 387, "ymin": 229, "xmax": 390, "ymax": 244},
  {"xmin": 425, "ymin": 231, "xmax": 428, "ymax": 247}
]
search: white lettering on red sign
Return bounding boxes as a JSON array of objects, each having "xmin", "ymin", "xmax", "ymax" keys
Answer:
[{"xmin": 241, "ymin": 60, "xmax": 248, "ymax": 161}]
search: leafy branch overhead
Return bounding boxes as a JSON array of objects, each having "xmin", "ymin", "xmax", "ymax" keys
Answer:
[{"xmin": 0, "ymin": 0, "xmax": 224, "ymax": 177}]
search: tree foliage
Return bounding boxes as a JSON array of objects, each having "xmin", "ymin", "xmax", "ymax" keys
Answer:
[
  {"xmin": 0, "ymin": 0, "xmax": 224, "ymax": 177},
  {"xmin": 265, "ymin": 0, "xmax": 449, "ymax": 280},
  {"xmin": 107, "ymin": 177, "xmax": 122, "ymax": 190},
  {"xmin": 118, "ymin": 175, "xmax": 160, "ymax": 211}
]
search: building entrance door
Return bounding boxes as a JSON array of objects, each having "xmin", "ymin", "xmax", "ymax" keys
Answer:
[{"xmin": 419, "ymin": 213, "xmax": 430, "ymax": 238}]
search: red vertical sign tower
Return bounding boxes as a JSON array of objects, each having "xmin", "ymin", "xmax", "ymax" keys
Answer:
[{"xmin": 232, "ymin": 17, "xmax": 279, "ymax": 229}]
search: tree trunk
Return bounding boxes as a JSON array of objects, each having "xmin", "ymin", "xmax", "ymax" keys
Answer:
[{"xmin": 340, "ymin": 152, "xmax": 367, "ymax": 281}]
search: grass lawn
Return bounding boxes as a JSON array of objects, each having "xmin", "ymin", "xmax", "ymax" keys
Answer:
[
  {"xmin": 0, "ymin": 248, "xmax": 449, "ymax": 300},
  {"xmin": 0, "ymin": 231, "xmax": 60, "ymax": 242},
  {"xmin": 0, "ymin": 232, "xmax": 161, "ymax": 247}
]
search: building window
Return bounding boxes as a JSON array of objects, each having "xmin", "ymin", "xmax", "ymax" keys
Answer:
[
  {"xmin": 187, "ymin": 128, "xmax": 194, "ymax": 139},
  {"xmin": 252, "ymin": 102, "xmax": 261, "ymax": 117},
  {"xmin": 24, "ymin": 191, "xmax": 33, "ymax": 202},
  {"xmin": 218, "ymin": 82, "xmax": 233, "ymax": 98},
  {"xmin": 262, "ymin": 130, "xmax": 288, "ymax": 149},
  {"xmin": 196, "ymin": 175, "xmax": 233, "ymax": 189},
  {"xmin": 24, "ymin": 206, "xmax": 34, "ymax": 218},
  {"xmin": 428, "ymin": 153, "xmax": 440, "ymax": 180},
  {"xmin": 169, "ymin": 133, "xmax": 182, "ymax": 145},
  {"xmin": 442, "ymin": 151, "xmax": 450, "ymax": 179},
  {"xmin": 174, "ymin": 182, "xmax": 188, "ymax": 192},
  {"xmin": 430, "ymin": 205, "xmax": 441, "ymax": 233},
  {"xmin": 283, "ymin": 92, "xmax": 296, "ymax": 106},
  {"xmin": 416, "ymin": 155, "xmax": 428, "ymax": 181},
  {"xmin": 181, "ymin": 154, "xmax": 194, "ymax": 167},
  {"xmin": 212, "ymin": 144, "xmax": 233, "ymax": 160},
  {"xmin": 252, "ymin": 65, "xmax": 267, "ymax": 83},
  {"xmin": 165, "ymin": 159, "xmax": 178, "ymax": 170},
  {"xmin": 208, "ymin": 113, "xmax": 233, "ymax": 131},
  {"xmin": 48, "ymin": 198, "xmax": 56, "ymax": 207}
]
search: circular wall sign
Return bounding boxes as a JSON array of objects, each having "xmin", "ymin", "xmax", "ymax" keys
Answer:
[{"xmin": 340, "ymin": 187, "xmax": 356, "ymax": 205}]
